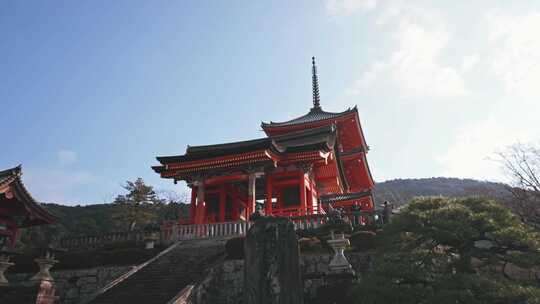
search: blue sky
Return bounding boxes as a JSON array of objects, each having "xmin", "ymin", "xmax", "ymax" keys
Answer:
[{"xmin": 2, "ymin": 1, "xmax": 540, "ymax": 204}]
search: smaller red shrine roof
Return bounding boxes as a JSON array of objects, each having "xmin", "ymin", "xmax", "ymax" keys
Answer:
[{"xmin": 0, "ymin": 165, "xmax": 57, "ymax": 227}]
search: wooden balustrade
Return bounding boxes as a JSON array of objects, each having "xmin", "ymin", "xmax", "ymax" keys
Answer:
[
  {"xmin": 165, "ymin": 221, "xmax": 253, "ymax": 242},
  {"xmin": 289, "ymin": 214, "xmax": 326, "ymax": 230},
  {"xmin": 60, "ymin": 209, "xmax": 383, "ymax": 250},
  {"xmin": 59, "ymin": 231, "xmax": 151, "ymax": 250}
]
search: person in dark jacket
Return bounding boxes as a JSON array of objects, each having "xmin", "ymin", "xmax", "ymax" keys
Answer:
[{"xmin": 382, "ymin": 201, "xmax": 393, "ymax": 224}]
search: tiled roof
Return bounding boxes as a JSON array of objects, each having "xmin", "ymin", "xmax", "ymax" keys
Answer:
[
  {"xmin": 261, "ymin": 106, "xmax": 357, "ymax": 128},
  {"xmin": 157, "ymin": 138, "xmax": 272, "ymax": 164},
  {"xmin": 0, "ymin": 165, "xmax": 57, "ymax": 226},
  {"xmin": 319, "ymin": 189, "xmax": 372, "ymax": 204},
  {"xmin": 155, "ymin": 125, "xmax": 338, "ymax": 165},
  {"xmin": 0, "ymin": 165, "xmax": 22, "ymax": 187}
]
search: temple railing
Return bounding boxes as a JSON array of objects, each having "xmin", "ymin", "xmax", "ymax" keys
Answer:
[
  {"xmin": 60, "ymin": 209, "xmax": 384, "ymax": 250},
  {"xmin": 163, "ymin": 210, "xmax": 383, "ymax": 242},
  {"xmin": 163, "ymin": 220, "xmax": 253, "ymax": 243},
  {"xmin": 270, "ymin": 207, "xmax": 307, "ymax": 218},
  {"xmin": 289, "ymin": 214, "xmax": 326, "ymax": 230},
  {"xmin": 60, "ymin": 231, "xmax": 151, "ymax": 250},
  {"xmin": 290, "ymin": 209, "xmax": 384, "ymax": 232}
]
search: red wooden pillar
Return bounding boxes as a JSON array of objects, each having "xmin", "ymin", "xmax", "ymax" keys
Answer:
[
  {"xmin": 247, "ymin": 173, "xmax": 256, "ymax": 221},
  {"xmin": 265, "ymin": 174, "xmax": 273, "ymax": 215},
  {"xmin": 219, "ymin": 185, "xmax": 226, "ymax": 222},
  {"xmin": 306, "ymin": 182, "xmax": 313, "ymax": 215},
  {"xmin": 276, "ymin": 188, "xmax": 282, "ymax": 210},
  {"xmin": 312, "ymin": 180, "xmax": 320, "ymax": 214},
  {"xmin": 232, "ymin": 197, "xmax": 239, "ymax": 221},
  {"xmin": 196, "ymin": 181, "xmax": 206, "ymax": 224},
  {"xmin": 312, "ymin": 179, "xmax": 317, "ymax": 214},
  {"xmin": 189, "ymin": 187, "xmax": 197, "ymax": 223},
  {"xmin": 299, "ymin": 173, "xmax": 307, "ymax": 215}
]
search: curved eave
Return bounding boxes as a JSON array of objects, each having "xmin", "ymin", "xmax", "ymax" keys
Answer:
[
  {"xmin": 1, "ymin": 169, "xmax": 58, "ymax": 226},
  {"xmin": 0, "ymin": 165, "xmax": 22, "ymax": 189},
  {"xmin": 345, "ymin": 109, "xmax": 374, "ymax": 187},
  {"xmin": 361, "ymin": 152, "xmax": 376, "ymax": 188},
  {"xmin": 152, "ymin": 165, "xmax": 165, "ymax": 174},
  {"xmin": 157, "ymin": 138, "xmax": 272, "ymax": 164},
  {"xmin": 334, "ymin": 148, "xmax": 349, "ymax": 192},
  {"xmin": 153, "ymin": 125, "xmax": 340, "ymax": 182},
  {"xmin": 13, "ymin": 180, "xmax": 58, "ymax": 225},
  {"xmin": 186, "ymin": 137, "xmax": 270, "ymax": 154},
  {"xmin": 261, "ymin": 106, "xmax": 357, "ymax": 129},
  {"xmin": 155, "ymin": 125, "xmax": 338, "ymax": 166},
  {"xmin": 351, "ymin": 107, "xmax": 369, "ymax": 153}
]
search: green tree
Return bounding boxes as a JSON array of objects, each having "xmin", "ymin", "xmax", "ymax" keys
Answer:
[
  {"xmin": 351, "ymin": 197, "xmax": 540, "ymax": 304},
  {"xmin": 113, "ymin": 178, "xmax": 163, "ymax": 231}
]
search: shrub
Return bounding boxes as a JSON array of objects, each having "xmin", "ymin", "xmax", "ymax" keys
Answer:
[{"xmin": 350, "ymin": 231, "xmax": 377, "ymax": 252}]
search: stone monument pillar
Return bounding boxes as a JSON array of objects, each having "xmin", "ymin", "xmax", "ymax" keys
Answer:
[{"xmin": 244, "ymin": 217, "xmax": 304, "ymax": 304}]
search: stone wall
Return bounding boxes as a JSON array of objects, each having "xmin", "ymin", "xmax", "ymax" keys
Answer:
[
  {"xmin": 301, "ymin": 252, "xmax": 372, "ymax": 300},
  {"xmin": 8, "ymin": 266, "xmax": 133, "ymax": 304},
  {"xmin": 189, "ymin": 251, "xmax": 373, "ymax": 304},
  {"xmin": 189, "ymin": 260, "xmax": 244, "ymax": 304}
]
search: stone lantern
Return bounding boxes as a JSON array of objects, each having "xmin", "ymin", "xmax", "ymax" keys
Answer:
[
  {"xmin": 327, "ymin": 232, "xmax": 354, "ymax": 274},
  {"xmin": 144, "ymin": 232, "xmax": 159, "ymax": 249},
  {"xmin": 30, "ymin": 250, "xmax": 58, "ymax": 283},
  {"xmin": 0, "ymin": 252, "xmax": 14, "ymax": 287}
]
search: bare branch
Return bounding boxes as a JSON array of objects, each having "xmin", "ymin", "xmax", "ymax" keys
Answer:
[{"xmin": 496, "ymin": 142, "xmax": 540, "ymax": 229}]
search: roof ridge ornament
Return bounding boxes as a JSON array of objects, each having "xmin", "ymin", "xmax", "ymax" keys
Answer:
[{"xmin": 311, "ymin": 56, "xmax": 322, "ymax": 111}]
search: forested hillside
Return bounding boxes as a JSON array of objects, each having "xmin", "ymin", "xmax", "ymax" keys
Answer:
[
  {"xmin": 373, "ymin": 177, "xmax": 511, "ymax": 207},
  {"xmin": 18, "ymin": 202, "xmax": 190, "ymax": 250}
]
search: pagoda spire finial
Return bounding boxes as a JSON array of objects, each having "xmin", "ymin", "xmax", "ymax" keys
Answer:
[{"xmin": 311, "ymin": 56, "xmax": 322, "ymax": 111}]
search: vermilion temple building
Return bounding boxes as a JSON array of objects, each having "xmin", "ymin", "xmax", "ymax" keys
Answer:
[
  {"xmin": 0, "ymin": 166, "xmax": 57, "ymax": 248},
  {"xmin": 153, "ymin": 58, "xmax": 375, "ymax": 225}
]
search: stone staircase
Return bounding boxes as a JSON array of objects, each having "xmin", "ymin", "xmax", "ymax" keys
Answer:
[{"xmin": 84, "ymin": 238, "xmax": 228, "ymax": 304}]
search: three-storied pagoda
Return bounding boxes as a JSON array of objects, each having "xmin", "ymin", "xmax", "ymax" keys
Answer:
[{"xmin": 152, "ymin": 58, "xmax": 375, "ymax": 224}]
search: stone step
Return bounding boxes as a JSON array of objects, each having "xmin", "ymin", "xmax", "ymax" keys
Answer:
[{"xmin": 84, "ymin": 238, "xmax": 229, "ymax": 304}]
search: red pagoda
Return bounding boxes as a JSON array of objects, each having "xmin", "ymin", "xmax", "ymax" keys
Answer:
[
  {"xmin": 0, "ymin": 166, "xmax": 57, "ymax": 248},
  {"xmin": 152, "ymin": 58, "xmax": 375, "ymax": 225}
]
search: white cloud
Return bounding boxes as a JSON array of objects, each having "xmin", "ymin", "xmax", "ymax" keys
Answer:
[
  {"xmin": 57, "ymin": 149, "xmax": 78, "ymax": 167},
  {"xmin": 351, "ymin": 3, "xmax": 466, "ymax": 99},
  {"xmin": 460, "ymin": 54, "xmax": 479, "ymax": 73},
  {"xmin": 24, "ymin": 168, "xmax": 98, "ymax": 203},
  {"xmin": 339, "ymin": 3, "xmax": 540, "ymax": 181},
  {"xmin": 327, "ymin": 0, "xmax": 378, "ymax": 17},
  {"xmin": 21, "ymin": 149, "xmax": 113, "ymax": 204},
  {"xmin": 439, "ymin": 10, "xmax": 540, "ymax": 181},
  {"xmin": 439, "ymin": 106, "xmax": 540, "ymax": 181},
  {"xmin": 485, "ymin": 10, "xmax": 540, "ymax": 100}
]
